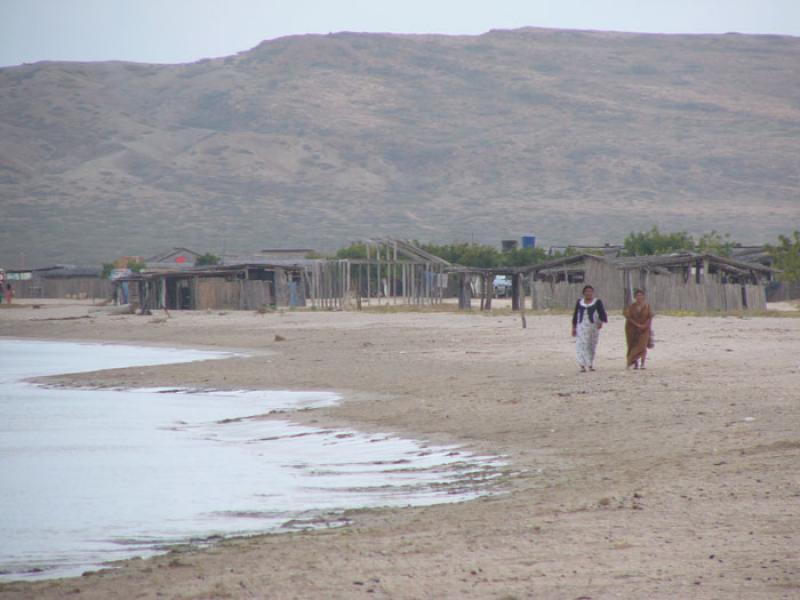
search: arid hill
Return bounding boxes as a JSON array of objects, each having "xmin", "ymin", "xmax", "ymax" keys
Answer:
[{"xmin": 1, "ymin": 28, "xmax": 798, "ymax": 265}]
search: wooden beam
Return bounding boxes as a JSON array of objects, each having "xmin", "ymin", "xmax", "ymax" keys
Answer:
[{"xmin": 624, "ymin": 269, "xmax": 633, "ymax": 306}]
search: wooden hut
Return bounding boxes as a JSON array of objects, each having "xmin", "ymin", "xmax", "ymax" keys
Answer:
[
  {"xmin": 125, "ymin": 263, "xmax": 307, "ymax": 312},
  {"xmin": 3, "ymin": 268, "xmax": 42, "ymax": 298},
  {"xmin": 546, "ymin": 244, "xmax": 623, "ymax": 257},
  {"xmin": 731, "ymin": 246, "xmax": 800, "ymax": 302},
  {"xmin": 527, "ymin": 252, "xmax": 774, "ymax": 312},
  {"xmin": 145, "ymin": 248, "xmax": 201, "ymax": 270},
  {"xmin": 6, "ymin": 265, "xmax": 111, "ymax": 299}
]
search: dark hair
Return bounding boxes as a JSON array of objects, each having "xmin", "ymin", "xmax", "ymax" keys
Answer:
[
  {"xmin": 634, "ymin": 288, "xmax": 645, "ymax": 296},
  {"xmin": 582, "ymin": 285, "xmax": 594, "ymax": 293}
]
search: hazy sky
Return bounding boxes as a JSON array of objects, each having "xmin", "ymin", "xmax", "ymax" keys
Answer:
[{"xmin": 1, "ymin": 0, "xmax": 799, "ymax": 67}]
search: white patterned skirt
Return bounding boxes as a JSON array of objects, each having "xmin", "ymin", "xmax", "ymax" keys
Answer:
[{"xmin": 575, "ymin": 319, "xmax": 601, "ymax": 368}]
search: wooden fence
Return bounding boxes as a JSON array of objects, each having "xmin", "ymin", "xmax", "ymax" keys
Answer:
[
  {"xmin": 305, "ymin": 261, "xmax": 351, "ymax": 309},
  {"xmin": 303, "ymin": 260, "xmax": 446, "ymax": 309},
  {"xmin": 193, "ymin": 276, "xmax": 303, "ymax": 310},
  {"xmin": 531, "ymin": 272, "xmax": 766, "ymax": 312},
  {"xmin": 195, "ymin": 278, "xmax": 242, "ymax": 310},
  {"xmin": 12, "ymin": 276, "xmax": 112, "ymax": 300},
  {"xmin": 766, "ymin": 281, "xmax": 800, "ymax": 302}
]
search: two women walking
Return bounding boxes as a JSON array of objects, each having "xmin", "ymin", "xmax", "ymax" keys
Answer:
[{"xmin": 571, "ymin": 286, "xmax": 654, "ymax": 371}]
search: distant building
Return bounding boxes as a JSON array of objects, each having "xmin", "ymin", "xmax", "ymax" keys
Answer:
[
  {"xmin": 501, "ymin": 240, "xmax": 518, "ymax": 251},
  {"xmin": 528, "ymin": 252, "xmax": 774, "ymax": 311},
  {"xmin": 547, "ymin": 243, "xmax": 623, "ymax": 258},
  {"xmin": 113, "ymin": 256, "xmax": 145, "ymax": 269},
  {"xmin": 145, "ymin": 248, "xmax": 201, "ymax": 270},
  {"xmin": 732, "ymin": 246, "xmax": 800, "ymax": 302},
  {"xmin": 120, "ymin": 262, "xmax": 309, "ymax": 311},
  {"xmin": 6, "ymin": 265, "xmax": 110, "ymax": 299},
  {"xmin": 258, "ymin": 248, "xmax": 316, "ymax": 260}
]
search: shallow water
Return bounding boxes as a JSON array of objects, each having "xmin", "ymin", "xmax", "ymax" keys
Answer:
[{"xmin": 0, "ymin": 339, "xmax": 503, "ymax": 581}]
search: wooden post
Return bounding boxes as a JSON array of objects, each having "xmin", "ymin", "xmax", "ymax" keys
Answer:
[
  {"xmin": 345, "ymin": 260, "xmax": 350, "ymax": 304},
  {"xmin": 377, "ymin": 243, "xmax": 382, "ymax": 305},
  {"xmin": 392, "ymin": 242, "xmax": 398, "ymax": 304},
  {"xmin": 357, "ymin": 263, "xmax": 363, "ymax": 309},
  {"xmin": 306, "ymin": 268, "xmax": 313, "ymax": 309},
  {"xmin": 401, "ymin": 263, "xmax": 407, "ymax": 305},
  {"xmin": 322, "ymin": 265, "xmax": 327, "ymax": 309},
  {"xmin": 390, "ymin": 255, "xmax": 395, "ymax": 305},
  {"xmin": 458, "ymin": 273, "xmax": 472, "ymax": 310},
  {"xmin": 340, "ymin": 261, "xmax": 344, "ymax": 308},
  {"xmin": 366, "ymin": 244, "xmax": 371, "ymax": 305},
  {"xmin": 317, "ymin": 265, "xmax": 323, "ymax": 310},
  {"xmin": 141, "ymin": 281, "xmax": 153, "ymax": 315},
  {"xmin": 417, "ymin": 264, "xmax": 422, "ymax": 305},
  {"xmin": 624, "ymin": 269, "xmax": 633, "ymax": 306},
  {"xmin": 511, "ymin": 273, "xmax": 521, "ymax": 311},
  {"xmin": 159, "ymin": 277, "xmax": 167, "ymax": 314},
  {"xmin": 317, "ymin": 263, "xmax": 321, "ymax": 309},
  {"xmin": 333, "ymin": 262, "xmax": 338, "ymax": 309},
  {"xmin": 421, "ymin": 263, "xmax": 431, "ymax": 304},
  {"xmin": 316, "ymin": 263, "xmax": 324, "ymax": 308}
]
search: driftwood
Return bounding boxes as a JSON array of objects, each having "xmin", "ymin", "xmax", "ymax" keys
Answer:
[
  {"xmin": 33, "ymin": 315, "xmax": 93, "ymax": 322},
  {"xmin": 88, "ymin": 304, "xmax": 136, "ymax": 316}
]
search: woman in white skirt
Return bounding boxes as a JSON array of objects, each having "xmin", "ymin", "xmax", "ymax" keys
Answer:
[{"xmin": 571, "ymin": 285, "xmax": 608, "ymax": 372}]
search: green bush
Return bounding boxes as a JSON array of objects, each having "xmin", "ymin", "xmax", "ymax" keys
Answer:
[{"xmin": 767, "ymin": 231, "xmax": 800, "ymax": 283}]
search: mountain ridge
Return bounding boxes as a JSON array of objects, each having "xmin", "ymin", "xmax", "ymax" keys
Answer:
[{"xmin": 1, "ymin": 27, "xmax": 798, "ymax": 265}]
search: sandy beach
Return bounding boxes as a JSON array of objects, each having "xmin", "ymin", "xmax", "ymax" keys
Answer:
[{"xmin": 1, "ymin": 300, "xmax": 799, "ymax": 599}]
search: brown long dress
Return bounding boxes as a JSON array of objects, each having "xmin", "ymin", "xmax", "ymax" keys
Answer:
[{"xmin": 624, "ymin": 302, "xmax": 653, "ymax": 366}]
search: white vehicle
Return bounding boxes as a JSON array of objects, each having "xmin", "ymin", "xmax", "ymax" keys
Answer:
[{"xmin": 493, "ymin": 275, "xmax": 512, "ymax": 297}]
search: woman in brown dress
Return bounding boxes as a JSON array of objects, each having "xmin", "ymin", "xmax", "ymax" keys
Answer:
[{"xmin": 624, "ymin": 289, "xmax": 653, "ymax": 369}]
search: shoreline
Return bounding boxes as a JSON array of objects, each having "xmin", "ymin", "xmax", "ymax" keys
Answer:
[
  {"xmin": 1, "ymin": 303, "xmax": 799, "ymax": 598},
  {"xmin": 0, "ymin": 338, "xmax": 511, "ymax": 585}
]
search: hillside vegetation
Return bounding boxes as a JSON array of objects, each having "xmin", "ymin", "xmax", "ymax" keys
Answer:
[{"xmin": 1, "ymin": 28, "xmax": 798, "ymax": 265}]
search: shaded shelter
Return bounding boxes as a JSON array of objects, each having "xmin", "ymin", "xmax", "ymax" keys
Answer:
[
  {"xmin": 5, "ymin": 265, "xmax": 110, "ymax": 299},
  {"xmin": 526, "ymin": 252, "xmax": 774, "ymax": 311}
]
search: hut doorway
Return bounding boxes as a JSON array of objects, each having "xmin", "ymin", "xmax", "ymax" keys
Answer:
[
  {"xmin": 179, "ymin": 285, "xmax": 192, "ymax": 310},
  {"xmin": 165, "ymin": 277, "xmax": 194, "ymax": 310},
  {"xmin": 165, "ymin": 278, "xmax": 178, "ymax": 310}
]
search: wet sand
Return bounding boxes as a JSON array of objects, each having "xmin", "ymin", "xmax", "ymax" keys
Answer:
[{"xmin": 1, "ymin": 301, "xmax": 799, "ymax": 599}]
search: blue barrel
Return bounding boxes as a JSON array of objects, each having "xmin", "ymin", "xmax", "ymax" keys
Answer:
[{"xmin": 521, "ymin": 235, "xmax": 536, "ymax": 248}]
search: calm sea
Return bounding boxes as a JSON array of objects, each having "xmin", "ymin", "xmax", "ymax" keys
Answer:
[{"xmin": 0, "ymin": 339, "xmax": 503, "ymax": 581}]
